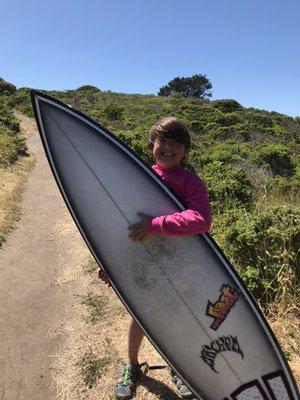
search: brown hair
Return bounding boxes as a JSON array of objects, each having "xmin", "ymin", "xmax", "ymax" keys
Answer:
[{"xmin": 148, "ymin": 117, "xmax": 191, "ymax": 151}]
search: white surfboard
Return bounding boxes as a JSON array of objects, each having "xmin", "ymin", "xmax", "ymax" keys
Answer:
[{"xmin": 31, "ymin": 90, "xmax": 299, "ymax": 400}]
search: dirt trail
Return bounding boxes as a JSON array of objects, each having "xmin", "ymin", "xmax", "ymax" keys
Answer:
[{"xmin": 0, "ymin": 113, "xmax": 88, "ymax": 400}]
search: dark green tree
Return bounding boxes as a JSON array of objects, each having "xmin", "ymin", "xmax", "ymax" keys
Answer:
[
  {"xmin": 76, "ymin": 85, "xmax": 101, "ymax": 92},
  {"xmin": 158, "ymin": 74, "xmax": 212, "ymax": 99}
]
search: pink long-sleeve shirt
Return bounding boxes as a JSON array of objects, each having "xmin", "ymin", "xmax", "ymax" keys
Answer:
[{"xmin": 149, "ymin": 164, "xmax": 212, "ymax": 236}]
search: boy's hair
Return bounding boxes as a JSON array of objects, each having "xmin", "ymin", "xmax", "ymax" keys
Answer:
[{"xmin": 148, "ymin": 117, "xmax": 191, "ymax": 150}]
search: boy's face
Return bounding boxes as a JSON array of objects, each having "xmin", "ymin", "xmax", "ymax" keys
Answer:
[{"xmin": 152, "ymin": 137, "xmax": 186, "ymax": 169}]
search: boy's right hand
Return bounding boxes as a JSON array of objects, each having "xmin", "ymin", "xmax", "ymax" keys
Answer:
[{"xmin": 98, "ymin": 268, "xmax": 110, "ymax": 285}]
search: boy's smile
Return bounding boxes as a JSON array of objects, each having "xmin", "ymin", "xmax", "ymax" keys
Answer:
[{"xmin": 152, "ymin": 138, "xmax": 186, "ymax": 169}]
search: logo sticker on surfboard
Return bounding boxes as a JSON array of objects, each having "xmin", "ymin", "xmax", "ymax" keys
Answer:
[
  {"xmin": 206, "ymin": 284, "xmax": 239, "ymax": 330},
  {"xmin": 228, "ymin": 371, "xmax": 294, "ymax": 400},
  {"xmin": 200, "ymin": 335, "xmax": 244, "ymax": 373}
]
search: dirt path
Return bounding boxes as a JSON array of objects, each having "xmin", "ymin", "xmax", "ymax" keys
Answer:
[{"xmin": 0, "ymin": 113, "xmax": 88, "ymax": 400}]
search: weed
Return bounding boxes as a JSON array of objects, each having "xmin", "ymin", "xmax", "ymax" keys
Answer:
[
  {"xmin": 81, "ymin": 292, "xmax": 109, "ymax": 324},
  {"xmin": 83, "ymin": 258, "xmax": 98, "ymax": 275},
  {"xmin": 78, "ymin": 349, "xmax": 111, "ymax": 388}
]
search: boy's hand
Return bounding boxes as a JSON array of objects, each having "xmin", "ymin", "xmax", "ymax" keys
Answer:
[
  {"xmin": 98, "ymin": 268, "xmax": 110, "ymax": 285},
  {"xmin": 128, "ymin": 213, "xmax": 152, "ymax": 242}
]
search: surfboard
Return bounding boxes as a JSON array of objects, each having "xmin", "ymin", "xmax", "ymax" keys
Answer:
[{"xmin": 31, "ymin": 90, "xmax": 299, "ymax": 400}]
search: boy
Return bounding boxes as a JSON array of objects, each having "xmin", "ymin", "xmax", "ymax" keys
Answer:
[{"xmin": 99, "ymin": 117, "xmax": 211, "ymax": 399}]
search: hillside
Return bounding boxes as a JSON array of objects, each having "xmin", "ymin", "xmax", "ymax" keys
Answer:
[
  {"xmin": 3, "ymin": 82, "xmax": 300, "ymax": 301},
  {"xmin": 1, "ymin": 81, "xmax": 299, "ymax": 380}
]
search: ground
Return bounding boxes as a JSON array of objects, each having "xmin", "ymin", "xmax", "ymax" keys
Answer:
[{"xmin": 0, "ymin": 113, "xmax": 90, "ymax": 399}]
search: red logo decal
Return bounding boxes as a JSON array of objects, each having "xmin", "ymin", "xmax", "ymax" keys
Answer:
[{"xmin": 206, "ymin": 284, "xmax": 239, "ymax": 330}]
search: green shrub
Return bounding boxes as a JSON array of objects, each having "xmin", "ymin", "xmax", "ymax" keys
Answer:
[
  {"xmin": 212, "ymin": 99, "xmax": 243, "ymax": 113},
  {"xmin": 213, "ymin": 206, "xmax": 299, "ymax": 303},
  {"xmin": 207, "ymin": 126, "xmax": 236, "ymax": 141},
  {"xmin": 265, "ymin": 176, "xmax": 300, "ymax": 204},
  {"xmin": 0, "ymin": 78, "xmax": 17, "ymax": 96},
  {"xmin": 265, "ymin": 124, "xmax": 286, "ymax": 137},
  {"xmin": 214, "ymin": 113, "xmax": 242, "ymax": 127},
  {"xmin": 0, "ymin": 107, "xmax": 20, "ymax": 134},
  {"xmin": 103, "ymin": 103, "xmax": 124, "ymax": 121},
  {"xmin": 251, "ymin": 144, "xmax": 296, "ymax": 177},
  {"xmin": 7, "ymin": 88, "xmax": 33, "ymax": 117},
  {"xmin": 201, "ymin": 161, "xmax": 253, "ymax": 211},
  {"xmin": 199, "ymin": 143, "xmax": 250, "ymax": 166},
  {"xmin": 115, "ymin": 129, "xmax": 152, "ymax": 164},
  {"xmin": 0, "ymin": 127, "xmax": 27, "ymax": 166},
  {"xmin": 189, "ymin": 119, "xmax": 204, "ymax": 133},
  {"xmin": 244, "ymin": 110, "xmax": 273, "ymax": 127}
]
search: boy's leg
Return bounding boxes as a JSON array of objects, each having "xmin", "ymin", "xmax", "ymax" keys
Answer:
[
  {"xmin": 128, "ymin": 317, "xmax": 144, "ymax": 365},
  {"xmin": 115, "ymin": 318, "xmax": 144, "ymax": 399}
]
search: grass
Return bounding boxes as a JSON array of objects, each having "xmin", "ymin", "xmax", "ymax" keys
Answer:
[
  {"xmin": 81, "ymin": 292, "xmax": 109, "ymax": 324},
  {"xmin": 50, "ymin": 257, "xmax": 300, "ymax": 400},
  {"xmin": 83, "ymin": 258, "xmax": 98, "ymax": 275},
  {"xmin": 0, "ymin": 155, "xmax": 35, "ymax": 247},
  {"xmin": 77, "ymin": 350, "xmax": 112, "ymax": 389}
]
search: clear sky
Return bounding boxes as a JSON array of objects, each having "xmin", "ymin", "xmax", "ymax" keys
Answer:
[{"xmin": 1, "ymin": 0, "xmax": 300, "ymax": 117}]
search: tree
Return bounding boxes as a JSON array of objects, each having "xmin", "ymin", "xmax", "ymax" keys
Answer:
[
  {"xmin": 158, "ymin": 74, "xmax": 212, "ymax": 99},
  {"xmin": 76, "ymin": 85, "xmax": 101, "ymax": 93}
]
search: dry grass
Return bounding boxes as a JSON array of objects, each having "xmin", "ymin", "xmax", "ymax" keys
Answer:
[
  {"xmin": 51, "ymin": 257, "xmax": 300, "ymax": 400},
  {"xmin": 0, "ymin": 155, "xmax": 35, "ymax": 247},
  {"xmin": 51, "ymin": 259, "xmax": 181, "ymax": 400},
  {"xmin": 267, "ymin": 302, "xmax": 300, "ymax": 383}
]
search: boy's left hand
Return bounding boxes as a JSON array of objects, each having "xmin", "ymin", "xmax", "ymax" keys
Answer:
[{"xmin": 128, "ymin": 213, "xmax": 152, "ymax": 242}]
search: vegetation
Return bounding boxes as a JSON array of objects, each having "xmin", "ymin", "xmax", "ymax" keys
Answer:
[
  {"xmin": 1, "ymin": 77, "xmax": 298, "ymax": 392},
  {"xmin": 78, "ymin": 350, "xmax": 111, "ymax": 389},
  {"xmin": 158, "ymin": 74, "xmax": 212, "ymax": 99},
  {"xmin": 0, "ymin": 77, "xmax": 17, "ymax": 96},
  {"xmin": 0, "ymin": 86, "xmax": 32, "ymax": 247},
  {"xmin": 0, "ymin": 84, "xmax": 26, "ymax": 158},
  {"xmin": 81, "ymin": 292, "xmax": 109, "ymax": 324},
  {"xmin": 3, "ymin": 79, "xmax": 300, "ymax": 310}
]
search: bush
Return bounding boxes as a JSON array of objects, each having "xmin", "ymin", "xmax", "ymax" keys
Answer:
[
  {"xmin": 214, "ymin": 113, "xmax": 243, "ymax": 127},
  {"xmin": 0, "ymin": 127, "xmax": 27, "ymax": 166},
  {"xmin": 244, "ymin": 110, "xmax": 273, "ymax": 127},
  {"xmin": 251, "ymin": 144, "xmax": 296, "ymax": 177},
  {"xmin": 201, "ymin": 161, "xmax": 253, "ymax": 211},
  {"xmin": 265, "ymin": 176, "xmax": 300, "ymax": 204},
  {"xmin": 114, "ymin": 129, "xmax": 152, "ymax": 165},
  {"xmin": 103, "ymin": 103, "xmax": 124, "ymax": 121},
  {"xmin": 213, "ymin": 206, "xmax": 300, "ymax": 304},
  {"xmin": 212, "ymin": 99, "xmax": 243, "ymax": 112},
  {"xmin": 0, "ymin": 78, "xmax": 17, "ymax": 96},
  {"xmin": 0, "ymin": 101, "xmax": 20, "ymax": 133},
  {"xmin": 7, "ymin": 88, "xmax": 33, "ymax": 117},
  {"xmin": 200, "ymin": 143, "xmax": 250, "ymax": 166}
]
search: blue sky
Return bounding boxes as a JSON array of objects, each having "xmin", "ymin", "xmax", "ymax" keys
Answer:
[{"xmin": 1, "ymin": 0, "xmax": 300, "ymax": 116}]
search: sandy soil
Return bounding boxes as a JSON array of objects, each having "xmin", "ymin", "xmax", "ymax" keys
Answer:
[{"xmin": 0, "ymin": 113, "xmax": 89, "ymax": 400}]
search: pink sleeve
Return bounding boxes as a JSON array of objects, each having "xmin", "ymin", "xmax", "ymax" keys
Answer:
[{"xmin": 149, "ymin": 176, "xmax": 212, "ymax": 236}]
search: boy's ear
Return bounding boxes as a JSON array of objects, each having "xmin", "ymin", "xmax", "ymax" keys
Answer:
[{"xmin": 148, "ymin": 142, "xmax": 154, "ymax": 150}]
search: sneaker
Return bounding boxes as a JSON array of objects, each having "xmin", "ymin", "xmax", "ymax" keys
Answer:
[
  {"xmin": 115, "ymin": 363, "xmax": 141, "ymax": 400},
  {"xmin": 170, "ymin": 369, "xmax": 194, "ymax": 399}
]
